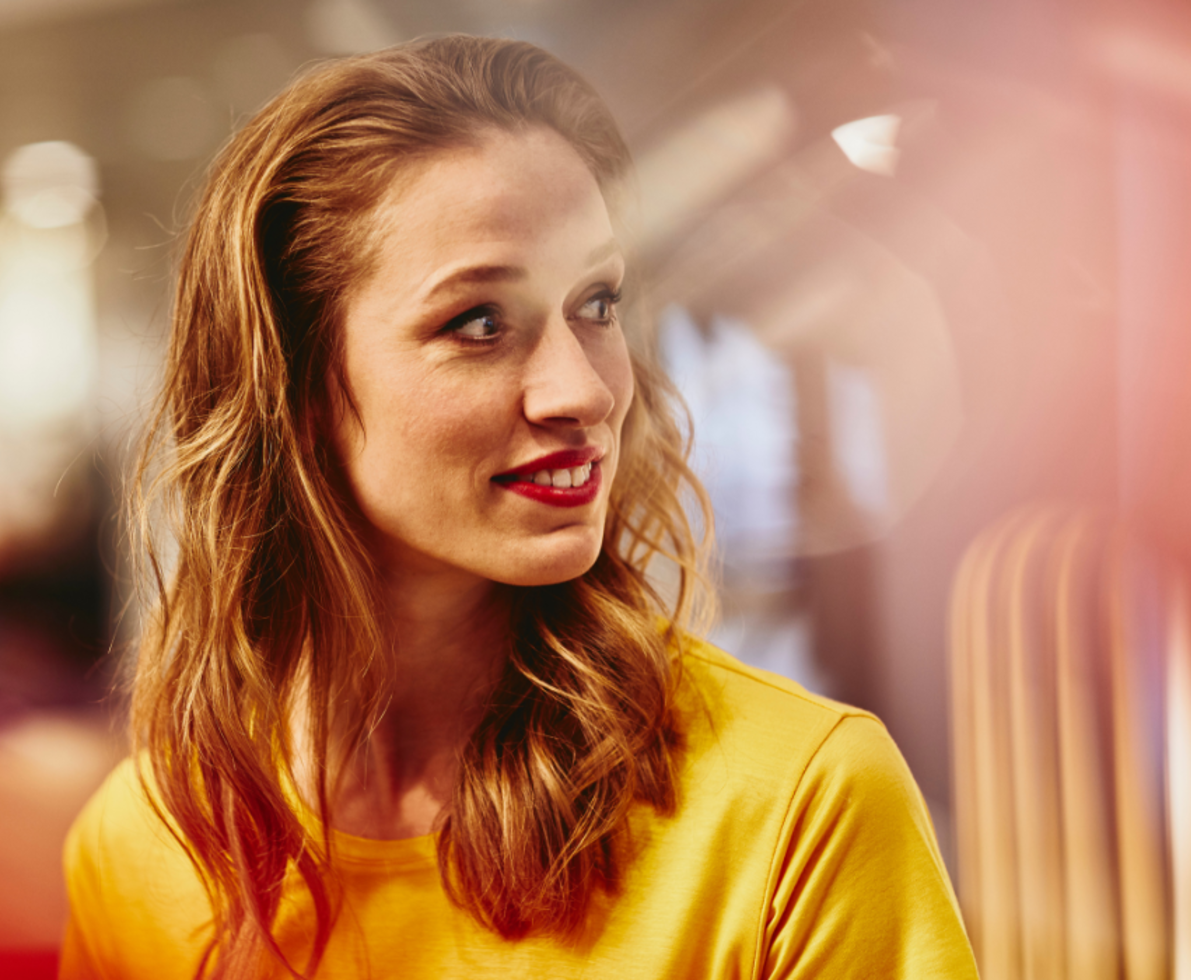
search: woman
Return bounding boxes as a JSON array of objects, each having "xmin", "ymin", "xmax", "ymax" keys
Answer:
[{"xmin": 62, "ymin": 35, "xmax": 977, "ymax": 979}]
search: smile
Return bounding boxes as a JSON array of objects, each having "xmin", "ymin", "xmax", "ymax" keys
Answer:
[
  {"xmin": 492, "ymin": 450, "xmax": 604, "ymax": 507},
  {"xmin": 518, "ymin": 462, "xmax": 593, "ymax": 488}
]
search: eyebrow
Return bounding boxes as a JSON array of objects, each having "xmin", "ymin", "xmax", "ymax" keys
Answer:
[
  {"xmin": 586, "ymin": 237, "xmax": 622, "ymax": 265},
  {"xmin": 426, "ymin": 265, "xmax": 527, "ymax": 299},
  {"xmin": 423, "ymin": 238, "xmax": 623, "ymax": 300}
]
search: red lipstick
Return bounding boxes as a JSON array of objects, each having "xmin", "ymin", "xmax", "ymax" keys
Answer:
[{"xmin": 493, "ymin": 448, "xmax": 604, "ymax": 508}]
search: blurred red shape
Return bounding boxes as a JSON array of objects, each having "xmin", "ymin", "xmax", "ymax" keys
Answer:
[{"xmin": 0, "ymin": 949, "xmax": 59, "ymax": 979}]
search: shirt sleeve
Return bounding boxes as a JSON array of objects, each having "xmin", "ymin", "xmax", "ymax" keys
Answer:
[{"xmin": 761, "ymin": 714, "xmax": 979, "ymax": 979}]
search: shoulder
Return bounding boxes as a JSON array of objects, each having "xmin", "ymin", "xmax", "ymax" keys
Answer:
[
  {"xmin": 674, "ymin": 635, "xmax": 941, "ymax": 861},
  {"xmin": 664, "ymin": 633, "xmax": 932, "ymax": 874},
  {"xmin": 671, "ymin": 637, "xmax": 976, "ymax": 977},
  {"xmin": 63, "ymin": 757, "xmax": 212, "ymax": 979},
  {"xmin": 677, "ymin": 633, "xmax": 864, "ymax": 722},
  {"xmin": 65, "ymin": 755, "xmax": 179, "ymax": 871},
  {"xmin": 673, "ymin": 637, "xmax": 951, "ymax": 882},
  {"xmin": 65, "ymin": 753, "xmax": 205, "ymax": 910},
  {"xmin": 66, "ymin": 756, "xmax": 157, "ymax": 873},
  {"xmin": 674, "ymin": 633, "xmax": 887, "ymax": 783}
]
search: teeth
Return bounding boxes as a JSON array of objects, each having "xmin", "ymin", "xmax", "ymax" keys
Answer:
[{"xmin": 524, "ymin": 462, "xmax": 594, "ymax": 488}]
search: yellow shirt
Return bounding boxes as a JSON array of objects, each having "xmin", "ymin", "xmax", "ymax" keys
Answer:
[{"xmin": 61, "ymin": 640, "xmax": 978, "ymax": 978}]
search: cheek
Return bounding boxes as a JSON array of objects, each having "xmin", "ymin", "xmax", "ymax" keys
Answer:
[
  {"xmin": 603, "ymin": 342, "xmax": 635, "ymax": 431},
  {"xmin": 353, "ymin": 371, "xmax": 514, "ymax": 487}
]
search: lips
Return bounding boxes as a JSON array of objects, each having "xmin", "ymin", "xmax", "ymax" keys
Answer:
[{"xmin": 492, "ymin": 447, "xmax": 605, "ymax": 507}]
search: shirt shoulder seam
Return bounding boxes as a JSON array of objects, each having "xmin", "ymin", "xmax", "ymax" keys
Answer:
[{"xmin": 751, "ymin": 712, "xmax": 866, "ymax": 980}]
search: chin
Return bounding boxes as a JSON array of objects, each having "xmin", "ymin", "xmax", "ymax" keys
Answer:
[{"xmin": 494, "ymin": 534, "xmax": 603, "ymax": 587}]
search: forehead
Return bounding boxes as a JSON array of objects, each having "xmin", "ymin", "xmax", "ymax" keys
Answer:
[{"xmin": 364, "ymin": 127, "xmax": 613, "ymax": 272}]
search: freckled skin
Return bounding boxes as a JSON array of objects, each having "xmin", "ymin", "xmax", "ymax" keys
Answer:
[{"xmin": 334, "ymin": 126, "xmax": 633, "ymax": 590}]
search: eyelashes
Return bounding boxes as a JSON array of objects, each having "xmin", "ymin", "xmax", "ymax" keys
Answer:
[
  {"xmin": 441, "ymin": 287, "xmax": 623, "ymax": 346},
  {"xmin": 576, "ymin": 288, "xmax": 622, "ymax": 326},
  {"xmin": 444, "ymin": 305, "xmax": 501, "ymax": 342}
]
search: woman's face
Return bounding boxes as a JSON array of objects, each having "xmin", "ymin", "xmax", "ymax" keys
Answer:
[{"xmin": 333, "ymin": 126, "xmax": 633, "ymax": 589}]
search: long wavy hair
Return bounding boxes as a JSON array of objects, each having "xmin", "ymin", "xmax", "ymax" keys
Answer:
[{"xmin": 130, "ymin": 34, "xmax": 713, "ymax": 978}]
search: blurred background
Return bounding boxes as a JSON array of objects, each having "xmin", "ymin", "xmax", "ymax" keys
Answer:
[{"xmin": 1, "ymin": 0, "xmax": 1189, "ymax": 974}]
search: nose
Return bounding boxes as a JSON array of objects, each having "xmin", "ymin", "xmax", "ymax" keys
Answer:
[{"xmin": 522, "ymin": 317, "xmax": 616, "ymax": 428}]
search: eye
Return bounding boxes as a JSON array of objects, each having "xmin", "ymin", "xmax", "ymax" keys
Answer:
[
  {"xmin": 444, "ymin": 305, "xmax": 501, "ymax": 342},
  {"xmin": 575, "ymin": 288, "xmax": 622, "ymax": 326}
]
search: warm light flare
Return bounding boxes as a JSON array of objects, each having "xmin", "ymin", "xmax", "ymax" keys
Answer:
[{"xmin": 831, "ymin": 114, "xmax": 901, "ymax": 177}]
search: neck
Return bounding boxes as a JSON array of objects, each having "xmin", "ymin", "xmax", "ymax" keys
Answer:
[
  {"xmin": 381, "ymin": 568, "xmax": 509, "ymax": 741},
  {"xmin": 328, "ymin": 562, "xmax": 511, "ymax": 840}
]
